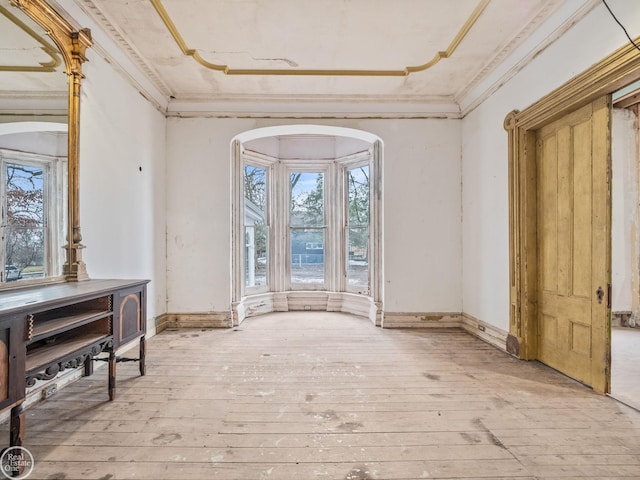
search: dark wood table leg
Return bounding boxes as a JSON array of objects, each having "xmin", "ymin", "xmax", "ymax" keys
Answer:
[
  {"xmin": 9, "ymin": 403, "xmax": 25, "ymax": 447},
  {"xmin": 108, "ymin": 351, "xmax": 116, "ymax": 401},
  {"xmin": 139, "ymin": 335, "xmax": 146, "ymax": 376},
  {"xmin": 84, "ymin": 353, "xmax": 94, "ymax": 376}
]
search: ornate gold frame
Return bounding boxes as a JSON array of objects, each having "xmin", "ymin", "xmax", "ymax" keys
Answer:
[
  {"xmin": 505, "ymin": 35, "xmax": 640, "ymax": 391},
  {"xmin": 10, "ymin": 0, "xmax": 92, "ymax": 281},
  {"xmin": 150, "ymin": 0, "xmax": 490, "ymax": 77}
]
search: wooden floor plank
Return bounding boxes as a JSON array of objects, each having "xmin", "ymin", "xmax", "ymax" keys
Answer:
[
  {"xmin": 2, "ymin": 311, "xmax": 640, "ymax": 479},
  {"xmin": 29, "ymin": 459, "xmax": 534, "ymax": 480}
]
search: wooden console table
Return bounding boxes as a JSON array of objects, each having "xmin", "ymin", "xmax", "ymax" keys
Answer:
[{"xmin": 0, "ymin": 279, "xmax": 149, "ymax": 447}]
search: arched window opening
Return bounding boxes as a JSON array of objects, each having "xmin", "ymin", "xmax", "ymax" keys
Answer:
[{"xmin": 232, "ymin": 126, "xmax": 383, "ymax": 325}]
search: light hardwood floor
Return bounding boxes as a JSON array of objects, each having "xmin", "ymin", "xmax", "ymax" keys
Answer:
[{"xmin": 4, "ymin": 312, "xmax": 640, "ymax": 479}]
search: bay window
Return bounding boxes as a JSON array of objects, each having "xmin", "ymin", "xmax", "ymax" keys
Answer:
[{"xmin": 232, "ymin": 129, "xmax": 382, "ymax": 324}]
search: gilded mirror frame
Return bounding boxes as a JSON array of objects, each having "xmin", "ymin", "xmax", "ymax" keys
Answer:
[{"xmin": 9, "ymin": 0, "xmax": 91, "ymax": 281}]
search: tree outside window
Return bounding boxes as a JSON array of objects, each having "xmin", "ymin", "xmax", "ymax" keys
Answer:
[
  {"xmin": 4, "ymin": 162, "xmax": 45, "ymax": 281},
  {"xmin": 0, "ymin": 151, "xmax": 64, "ymax": 284},
  {"xmin": 347, "ymin": 165, "xmax": 369, "ymax": 292},
  {"xmin": 239, "ymin": 148, "xmax": 377, "ymax": 298}
]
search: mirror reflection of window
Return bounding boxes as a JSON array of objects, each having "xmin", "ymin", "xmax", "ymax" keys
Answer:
[
  {"xmin": 0, "ymin": 0, "xmax": 69, "ymax": 285},
  {"xmin": 0, "ymin": 126, "xmax": 67, "ymax": 283},
  {"xmin": 4, "ymin": 161, "xmax": 45, "ymax": 280}
]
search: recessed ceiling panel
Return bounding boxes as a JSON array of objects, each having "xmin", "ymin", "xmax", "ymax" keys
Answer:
[{"xmin": 78, "ymin": 0, "xmax": 570, "ymax": 107}]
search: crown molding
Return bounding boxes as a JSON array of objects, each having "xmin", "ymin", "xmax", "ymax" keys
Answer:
[
  {"xmin": 457, "ymin": 0, "xmax": 600, "ymax": 116},
  {"xmin": 166, "ymin": 96, "xmax": 462, "ymax": 119},
  {"xmin": 0, "ymin": 103, "xmax": 67, "ymax": 116},
  {"xmin": 42, "ymin": 0, "xmax": 600, "ymax": 119},
  {"xmin": 48, "ymin": 0, "xmax": 169, "ymax": 112},
  {"xmin": 0, "ymin": 90, "xmax": 67, "ymax": 115}
]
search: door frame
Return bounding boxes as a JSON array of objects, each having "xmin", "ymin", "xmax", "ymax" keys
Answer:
[{"xmin": 505, "ymin": 38, "xmax": 640, "ymax": 393}]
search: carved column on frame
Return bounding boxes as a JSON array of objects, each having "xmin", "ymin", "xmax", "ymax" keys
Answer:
[{"xmin": 63, "ymin": 28, "xmax": 92, "ymax": 281}]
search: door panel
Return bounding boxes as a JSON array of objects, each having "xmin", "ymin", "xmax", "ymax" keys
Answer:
[{"xmin": 537, "ymin": 96, "xmax": 611, "ymax": 391}]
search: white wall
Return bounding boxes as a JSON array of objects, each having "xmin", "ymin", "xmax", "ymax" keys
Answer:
[
  {"xmin": 166, "ymin": 117, "xmax": 462, "ymax": 315},
  {"xmin": 70, "ymin": 0, "xmax": 640, "ymax": 330},
  {"xmin": 612, "ymin": 108, "xmax": 639, "ymax": 314},
  {"xmin": 462, "ymin": 0, "xmax": 640, "ymax": 332},
  {"xmin": 79, "ymin": 51, "xmax": 167, "ymax": 323}
]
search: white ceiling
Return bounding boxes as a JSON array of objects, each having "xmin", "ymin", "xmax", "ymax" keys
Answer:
[
  {"xmin": 2, "ymin": 0, "xmax": 601, "ymax": 117},
  {"xmin": 0, "ymin": 0, "xmax": 68, "ymax": 114},
  {"xmin": 70, "ymin": 0, "xmax": 600, "ymax": 116}
]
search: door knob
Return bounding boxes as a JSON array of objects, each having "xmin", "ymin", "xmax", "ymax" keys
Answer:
[{"xmin": 596, "ymin": 286, "xmax": 604, "ymax": 304}]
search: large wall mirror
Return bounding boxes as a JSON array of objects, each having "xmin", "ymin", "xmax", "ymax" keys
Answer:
[{"xmin": 0, "ymin": 0, "xmax": 91, "ymax": 286}]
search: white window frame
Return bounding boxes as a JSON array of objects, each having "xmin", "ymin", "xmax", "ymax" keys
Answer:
[
  {"xmin": 338, "ymin": 154, "xmax": 372, "ymax": 295},
  {"xmin": 284, "ymin": 161, "xmax": 332, "ymax": 291},
  {"xmin": 0, "ymin": 149, "xmax": 66, "ymax": 284},
  {"xmin": 242, "ymin": 155, "xmax": 273, "ymax": 296}
]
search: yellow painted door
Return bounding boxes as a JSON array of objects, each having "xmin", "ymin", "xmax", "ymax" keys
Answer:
[{"xmin": 537, "ymin": 96, "xmax": 611, "ymax": 392}]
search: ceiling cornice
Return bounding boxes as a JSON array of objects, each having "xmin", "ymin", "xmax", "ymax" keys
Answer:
[
  {"xmin": 165, "ymin": 96, "xmax": 463, "ymax": 119},
  {"xmin": 457, "ymin": 0, "xmax": 600, "ymax": 116},
  {"xmin": 50, "ymin": 0, "xmax": 170, "ymax": 111},
  {"xmin": 45, "ymin": 0, "xmax": 601, "ymax": 119},
  {"xmin": 0, "ymin": 90, "xmax": 67, "ymax": 115}
]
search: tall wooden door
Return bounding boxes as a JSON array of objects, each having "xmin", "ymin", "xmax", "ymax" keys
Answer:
[{"xmin": 536, "ymin": 96, "xmax": 611, "ymax": 392}]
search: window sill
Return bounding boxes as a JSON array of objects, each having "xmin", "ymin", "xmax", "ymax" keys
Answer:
[{"xmin": 235, "ymin": 291, "xmax": 381, "ymax": 326}]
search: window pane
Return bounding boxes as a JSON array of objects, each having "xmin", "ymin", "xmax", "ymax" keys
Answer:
[
  {"xmin": 244, "ymin": 165, "xmax": 268, "ymax": 288},
  {"xmin": 245, "ymin": 223, "xmax": 268, "ymax": 288},
  {"xmin": 347, "ymin": 226, "xmax": 369, "ymax": 291},
  {"xmin": 290, "ymin": 172, "xmax": 324, "ymax": 227},
  {"xmin": 291, "ymin": 228, "xmax": 324, "ymax": 284},
  {"xmin": 244, "ymin": 165, "xmax": 266, "ymax": 211},
  {"xmin": 348, "ymin": 165, "xmax": 369, "ymax": 226},
  {"xmin": 347, "ymin": 165, "xmax": 369, "ymax": 292},
  {"xmin": 5, "ymin": 163, "xmax": 46, "ymax": 281}
]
